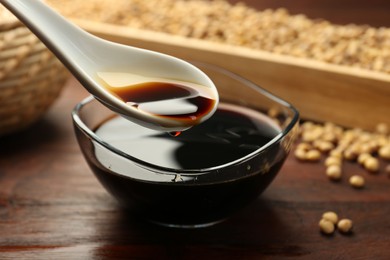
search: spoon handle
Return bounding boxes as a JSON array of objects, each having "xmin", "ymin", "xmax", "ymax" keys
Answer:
[{"xmin": 0, "ymin": 0, "xmax": 94, "ymax": 69}]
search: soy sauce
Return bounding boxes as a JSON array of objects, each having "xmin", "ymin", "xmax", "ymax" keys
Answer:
[
  {"xmin": 97, "ymin": 72, "xmax": 217, "ymax": 126},
  {"xmin": 94, "ymin": 103, "xmax": 280, "ymax": 170},
  {"xmin": 87, "ymin": 103, "xmax": 286, "ymax": 225}
]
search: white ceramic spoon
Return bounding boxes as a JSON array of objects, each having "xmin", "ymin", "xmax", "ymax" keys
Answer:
[{"xmin": 0, "ymin": 0, "xmax": 218, "ymax": 131}]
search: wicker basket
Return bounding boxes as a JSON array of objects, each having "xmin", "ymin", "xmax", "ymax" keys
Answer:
[{"xmin": 0, "ymin": 6, "xmax": 69, "ymax": 136}]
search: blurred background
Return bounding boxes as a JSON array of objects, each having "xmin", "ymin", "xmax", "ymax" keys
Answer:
[{"xmin": 229, "ymin": 0, "xmax": 390, "ymax": 26}]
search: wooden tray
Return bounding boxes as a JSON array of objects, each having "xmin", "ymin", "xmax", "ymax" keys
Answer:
[{"xmin": 74, "ymin": 19, "xmax": 390, "ymax": 130}]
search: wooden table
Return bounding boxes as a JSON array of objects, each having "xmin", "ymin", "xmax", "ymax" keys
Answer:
[{"xmin": 1, "ymin": 77, "xmax": 390, "ymax": 259}]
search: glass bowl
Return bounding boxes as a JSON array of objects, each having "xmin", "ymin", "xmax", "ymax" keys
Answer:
[{"xmin": 72, "ymin": 62, "xmax": 299, "ymax": 228}]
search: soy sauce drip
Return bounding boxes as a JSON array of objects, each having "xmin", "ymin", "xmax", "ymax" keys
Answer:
[{"xmin": 169, "ymin": 131, "xmax": 182, "ymax": 137}]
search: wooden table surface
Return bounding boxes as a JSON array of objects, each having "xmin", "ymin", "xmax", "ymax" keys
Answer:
[
  {"xmin": 2, "ymin": 2, "xmax": 390, "ymax": 259},
  {"xmin": 1, "ymin": 78, "xmax": 390, "ymax": 259}
]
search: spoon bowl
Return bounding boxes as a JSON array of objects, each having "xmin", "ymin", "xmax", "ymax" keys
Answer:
[{"xmin": 0, "ymin": 0, "xmax": 218, "ymax": 131}]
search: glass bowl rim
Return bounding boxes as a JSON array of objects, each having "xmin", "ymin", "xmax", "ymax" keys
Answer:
[{"xmin": 72, "ymin": 62, "xmax": 299, "ymax": 175}]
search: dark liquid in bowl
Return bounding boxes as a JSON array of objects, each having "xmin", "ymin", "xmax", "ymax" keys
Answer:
[{"xmin": 86, "ymin": 103, "xmax": 286, "ymax": 226}]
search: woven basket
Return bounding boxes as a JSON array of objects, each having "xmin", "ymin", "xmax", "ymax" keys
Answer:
[{"xmin": 0, "ymin": 6, "xmax": 69, "ymax": 136}]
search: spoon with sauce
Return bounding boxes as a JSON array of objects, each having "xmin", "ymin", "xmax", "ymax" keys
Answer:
[{"xmin": 0, "ymin": 0, "xmax": 219, "ymax": 132}]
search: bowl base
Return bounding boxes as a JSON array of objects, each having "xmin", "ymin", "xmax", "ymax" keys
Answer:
[{"xmin": 148, "ymin": 218, "xmax": 227, "ymax": 229}]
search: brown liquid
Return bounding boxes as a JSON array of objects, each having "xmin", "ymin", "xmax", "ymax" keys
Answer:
[
  {"xmin": 97, "ymin": 72, "xmax": 217, "ymax": 126},
  {"xmin": 94, "ymin": 103, "xmax": 281, "ymax": 169},
  {"xmin": 84, "ymin": 104, "xmax": 286, "ymax": 225},
  {"xmin": 169, "ymin": 131, "xmax": 181, "ymax": 137}
]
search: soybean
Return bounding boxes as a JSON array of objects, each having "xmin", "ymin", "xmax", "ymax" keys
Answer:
[
  {"xmin": 322, "ymin": 211, "xmax": 338, "ymax": 224},
  {"xmin": 349, "ymin": 175, "xmax": 365, "ymax": 188},
  {"xmin": 337, "ymin": 219, "xmax": 353, "ymax": 233},
  {"xmin": 319, "ymin": 219, "xmax": 335, "ymax": 235},
  {"xmin": 47, "ymin": 0, "xmax": 390, "ymax": 74},
  {"xmin": 326, "ymin": 165, "xmax": 342, "ymax": 180}
]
